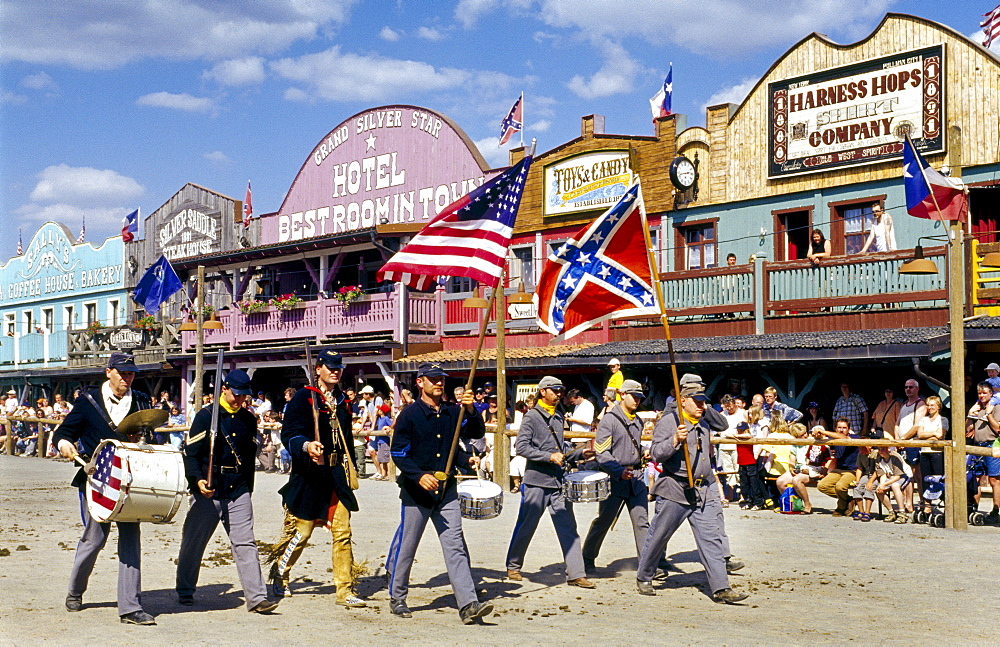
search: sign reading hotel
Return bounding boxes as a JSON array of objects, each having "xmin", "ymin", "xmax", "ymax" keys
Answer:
[
  {"xmin": 543, "ymin": 150, "xmax": 634, "ymax": 217},
  {"xmin": 768, "ymin": 44, "xmax": 944, "ymax": 177},
  {"xmin": 263, "ymin": 105, "xmax": 491, "ymax": 244}
]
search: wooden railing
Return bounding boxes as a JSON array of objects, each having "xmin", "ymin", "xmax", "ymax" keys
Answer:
[
  {"xmin": 66, "ymin": 323, "xmax": 182, "ymax": 368},
  {"xmin": 0, "ymin": 331, "xmax": 67, "ymax": 367}
]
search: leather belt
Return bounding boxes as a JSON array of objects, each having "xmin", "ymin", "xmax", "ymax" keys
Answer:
[
  {"xmin": 669, "ymin": 474, "xmax": 707, "ymax": 488},
  {"xmin": 218, "ymin": 465, "xmax": 240, "ymax": 473}
]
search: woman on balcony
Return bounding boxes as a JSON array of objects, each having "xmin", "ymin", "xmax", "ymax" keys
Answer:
[{"xmin": 807, "ymin": 229, "xmax": 832, "ymax": 265}]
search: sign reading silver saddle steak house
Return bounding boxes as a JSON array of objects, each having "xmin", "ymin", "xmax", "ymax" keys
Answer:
[
  {"xmin": 543, "ymin": 150, "xmax": 635, "ymax": 217},
  {"xmin": 768, "ymin": 44, "xmax": 944, "ymax": 177},
  {"xmin": 261, "ymin": 105, "xmax": 492, "ymax": 243}
]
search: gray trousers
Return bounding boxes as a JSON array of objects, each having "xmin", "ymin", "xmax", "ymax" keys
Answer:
[
  {"xmin": 637, "ymin": 493, "xmax": 729, "ymax": 594},
  {"xmin": 387, "ymin": 487, "xmax": 478, "ymax": 608},
  {"xmin": 506, "ymin": 484, "xmax": 586, "ymax": 580},
  {"xmin": 69, "ymin": 495, "xmax": 142, "ymax": 615},
  {"xmin": 175, "ymin": 491, "xmax": 267, "ymax": 609},
  {"xmin": 582, "ymin": 481, "xmax": 649, "ymax": 562}
]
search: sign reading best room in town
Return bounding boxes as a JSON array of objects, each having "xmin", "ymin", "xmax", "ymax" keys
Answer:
[
  {"xmin": 262, "ymin": 105, "xmax": 491, "ymax": 244},
  {"xmin": 768, "ymin": 44, "xmax": 944, "ymax": 177}
]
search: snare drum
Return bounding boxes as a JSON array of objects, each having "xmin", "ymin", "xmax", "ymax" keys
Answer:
[
  {"xmin": 86, "ymin": 439, "xmax": 186, "ymax": 524},
  {"xmin": 457, "ymin": 479, "xmax": 503, "ymax": 520},
  {"xmin": 562, "ymin": 470, "xmax": 611, "ymax": 503}
]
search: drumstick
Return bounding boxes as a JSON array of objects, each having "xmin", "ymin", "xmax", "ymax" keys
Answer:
[{"xmin": 74, "ymin": 455, "xmax": 96, "ymax": 475}]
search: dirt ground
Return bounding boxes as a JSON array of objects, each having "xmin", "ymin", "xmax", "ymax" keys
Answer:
[{"xmin": 0, "ymin": 454, "xmax": 995, "ymax": 645}]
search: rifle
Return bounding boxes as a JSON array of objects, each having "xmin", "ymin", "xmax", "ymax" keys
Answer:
[
  {"xmin": 205, "ymin": 348, "xmax": 225, "ymax": 490},
  {"xmin": 304, "ymin": 340, "xmax": 323, "ymax": 464}
]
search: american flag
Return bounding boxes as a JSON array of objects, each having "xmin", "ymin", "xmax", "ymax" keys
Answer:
[
  {"xmin": 499, "ymin": 94, "xmax": 523, "ymax": 146},
  {"xmin": 76, "ymin": 216, "xmax": 86, "ymax": 244},
  {"xmin": 377, "ymin": 155, "xmax": 533, "ymax": 291},
  {"xmin": 89, "ymin": 443, "xmax": 124, "ymax": 521},
  {"xmin": 535, "ymin": 182, "xmax": 659, "ymax": 340},
  {"xmin": 243, "ymin": 181, "xmax": 253, "ymax": 229},
  {"xmin": 17, "ymin": 228, "xmax": 23, "ymax": 255},
  {"xmin": 983, "ymin": 4, "xmax": 1000, "ymax": 49}
]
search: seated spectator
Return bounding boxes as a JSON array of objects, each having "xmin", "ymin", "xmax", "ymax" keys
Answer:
[
  {"xmin": 166, "ymin": 406, "xmax": 186, "ymax": 449},
  {"xmin": 52, "ymin": 393, "xmax": 71, "ymax": 418},
  {"xmin": 804, "ymin": 402, "xmax": 827, "ymax": 433},
  {"xmin": 872, "ymin": 447, "xmax": 911, "ymax": 523},
  {"xmin": 911, "ymin": 395, "xmax": 948, "ymax": 512},
  {"xmin": 803, "ymin": 430, "xmax": 831, "ymax": 481},
  {"xmin": 814, "ymin": 417, "xmax": 861, "ymax": 516},
  {"xmin": 766, "ymin": 422, "xmax": 813, "ymax": 514},
  {"xmin": 852, "ymin": 445, "xmax": 878, "ymax": 521}
]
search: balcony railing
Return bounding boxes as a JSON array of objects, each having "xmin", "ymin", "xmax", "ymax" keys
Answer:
[
  {"xmin": 0, "ymin": 331, "xmax": 68, "ymax": 368},
  {"xmin": 180, "ymin": 292, "xmax": 442, "ymax": 350},
  {"xmin": 64, "ymin": 323, "xmax": 183, "ymax": 368}
]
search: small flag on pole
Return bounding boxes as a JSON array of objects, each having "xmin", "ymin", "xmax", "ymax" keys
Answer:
[
  {"xmin": 132, "ymin": 255, "xmax": 184, "ymax": 315},
  {"xmin": 243, "ymin": 181, "xmax": 253, "ymax": 229},
  {"xmin": 535, "ymin": 183, "xmax": 658, "ymax": 340},
  {"xmin": 17, "ymin": 228, "xmax": 23, "ymax": 255},
  {"xmin": 76, "ymin": 216, "xmax": 86, "ymax": 244},
  {"xmin": 121, "ymin": 209, "xmax": 139, "ymax": 242},
  {"xmin": 377, "ymin": 155, "xmax": 533, "ymax": 291},
  {"xmin": 982, "ymin": 4, "xmax": 1000, "ymax": 49},
  {"xmin": 649, "ymin": 64, "xmax": 673, "ymax": 122},
  {"xmin": 499, "ymin": 94, "xmax": 523, "ymax": 146},
  {"xmin": 902, "ymin": 135, "xmax": 968, "ymax": 223}
]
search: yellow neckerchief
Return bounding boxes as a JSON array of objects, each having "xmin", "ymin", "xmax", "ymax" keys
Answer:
[
  {"xmin": 538, "ymin": 399, "xmax": 557, "ymax": 416},
  {"xmin": 681, "ymin": 410, "xmax": 700, "ymax": 427},
  {"xmin": 219, "ymin": 394, "xmax": 240, "ymax": 414},
  {"xmin": 622, "ymin": 407, "xmax": 636, "ymax": 421}
]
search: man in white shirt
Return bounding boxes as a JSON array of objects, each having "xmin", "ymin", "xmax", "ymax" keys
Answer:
[{"xmin": 566, "ymin": 389, "xmax": 595, "ymax": 434}]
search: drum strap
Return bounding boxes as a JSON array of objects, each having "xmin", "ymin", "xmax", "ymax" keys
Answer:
[
  {"xmin": 623, "ymin": 421, "xmax": 644, "ymax": 466},
  {"xmin": 81, "ymin": 391, "xmax": 125, "ymax": 441}
]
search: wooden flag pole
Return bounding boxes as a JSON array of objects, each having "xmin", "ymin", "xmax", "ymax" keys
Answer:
[{"xmin": 634, "ymin": 181, "xmax": 694, "ymax": 488}]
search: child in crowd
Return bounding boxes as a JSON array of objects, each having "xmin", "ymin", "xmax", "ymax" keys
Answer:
[
  {"xmin": 735, "ymin": 406, "xmax": 768, "ymax": 510},
  {"xmin": 852, "ymin": 446, "xmax": 878, "ymax": 521},
  {"xmin": 873, "ymin": 446, "xmax": 911, "ymax": 523},
  {"xmin": 369, "ymin": 403, "xmax": 392, "ymax": 481}
]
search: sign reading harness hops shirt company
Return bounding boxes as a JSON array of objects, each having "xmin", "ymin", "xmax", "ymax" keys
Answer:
[
  {"xmin": 768, "ymin": 44, "xmax": 944, "ymax": 177},
  {"xmin": 261, "ymin": 105, "xmax": 492, "ymax": 244}
]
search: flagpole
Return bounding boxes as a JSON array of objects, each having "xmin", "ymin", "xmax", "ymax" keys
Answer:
[
  {"xmin": 519, "ymin": 92, "xmax": 524, "ymax": 148},
  {"xmin": 439, "ymin": 269, "xmax": 503, "ymax": 482},
  {"xmin": 635, "ymin": 183, "xmax": 694, "ymax": 488}
]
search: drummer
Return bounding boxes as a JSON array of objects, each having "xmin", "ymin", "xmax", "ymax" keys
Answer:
[
  {"xmin": 175, "ymin": 369, "xmax": 278, "ymax": 613},
  {"xmin": 505, "ymin": 376, "xmax": 596, "ymax": 589},
  {"xmin": 385, "ymin": 362, "xmax": 492, "ymax": 624},
  {"xmin": 54, "ymin": 352, "xmax": 158, "ymax": 626}
]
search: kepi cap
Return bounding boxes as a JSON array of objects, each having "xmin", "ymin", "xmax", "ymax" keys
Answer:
[
  {"xmin": 223, "ymin": 369, "xmax": 253, "ymax": 395},
  {"xmin": 107, "ymin": 351, "xmax": 138, "ymax": 372},
  {"xmin": 538, "ymin": 376, "xmax": 564, "ymax": 390},
  {"xmin": 679, "ymin": 373, "xmax": 703, "ymax": 386},
  {"xmin": 680, "ymin": 381, "xmax": 708, "ymax": 401},
  {"xmin": 315, "ymin": 349, "xmax": 344, "ymax": 369},
  {"xmin": 619, "ymin": 379, "xmax": 644, "ymax": 397},
  {"xmin": 417, "ymin": 362, "xmax": 448, "ymax": 378}
]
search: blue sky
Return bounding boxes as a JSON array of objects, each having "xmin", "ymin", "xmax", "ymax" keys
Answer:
[{"xmin": 1, "ymin": 0, "xmax": 997, "ymax": 259}]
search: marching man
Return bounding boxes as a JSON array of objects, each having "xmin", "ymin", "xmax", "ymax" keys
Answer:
[{"xmin": 175, "ymin": 369, "xmax": 278, "ymax": 613}]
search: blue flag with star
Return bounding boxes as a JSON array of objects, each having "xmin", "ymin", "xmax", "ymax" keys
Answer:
[{"xmin": 132, "ymin": 255, "xmax": 183, "ymax": 315}]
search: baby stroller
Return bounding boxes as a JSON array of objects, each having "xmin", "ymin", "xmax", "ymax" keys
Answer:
[{"xmin": 913, "ymin": 458, "xmax": 988, "ymax": 527}]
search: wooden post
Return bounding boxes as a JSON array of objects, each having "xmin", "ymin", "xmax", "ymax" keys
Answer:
[
  {"xmin": 37, "ymin": 424, "xmax": 47, "ymax": 458},
  {"xmin": 192, "ymin": 265, "xmax": 205, "ymax": 415},
  {"xmin": 494, "ymin": 284, "xmax": 510, "ymax": 490},
  {"xmin": 3, "ymin": 419, "xmax": 13, "ymax": 455},
  {"xmin": 945, "ymin": 222, "xmax": 968, "ymax": 529}
]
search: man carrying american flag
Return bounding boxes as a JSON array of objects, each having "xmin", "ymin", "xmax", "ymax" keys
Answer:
[{"xmin": 54, "ymin": 352, "xmax": 158, "ymax": 626}]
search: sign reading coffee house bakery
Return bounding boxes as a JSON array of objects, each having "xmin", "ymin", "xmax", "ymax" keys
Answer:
[
  {"xmin": 262, "ymin": 105, "xmax": 492, "ymax": 243},
  {"xmin": 768, "ymin": 44, "xmax": 944, "ymax": 177}
]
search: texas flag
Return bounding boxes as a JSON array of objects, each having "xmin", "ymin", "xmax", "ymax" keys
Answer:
[
  {"xmin": 648, "ymin": 64, "xmax": 673, "ymax": 122},
  {"xmin": 902, "ymin": 135, "xmax": 968, "ymax": 223},
  {"xmin": 121, "ymin": 208, "xmax": 139, "ymax": 242},
  {"xmin": 535, "ymin": 183, "xmax": 659, "ymax": 340}
]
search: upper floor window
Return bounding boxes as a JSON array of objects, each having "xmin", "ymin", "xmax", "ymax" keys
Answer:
[{"xmin": 677, "ymin": 221, "xmax": 717, "ymax": 270}]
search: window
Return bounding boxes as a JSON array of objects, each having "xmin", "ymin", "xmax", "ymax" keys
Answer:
[
  {"xmin": 772, "ymin": 208, "xmax": 812, "ymax": 261},
  {"xmin": 4, "ymin": 313, "xmax": 14, "ymax": 337},
  {"xmin": 63, "ymin": 305, "xmax": 75, "ymax": 330},
  {"xmin": 509, "ymin": 246, "xmax": 536, "ymax": 289},
  {"xmin": 675, "ymin": 220, "xmax": 717, "ymax": 270},
  {"xmin": 829, "ymin": 196, "xmax": 885, "ymax": 255},
  {"xmin": 108, "ymin": 300, "xmax": 120, "ymax": 327},
  {"xmin": 42, "ymin": 308, "xmax": 54, "ymax": 333},
  {"xmin": 446, "ymin": 276, "xmax": 476, "ymax": 293},
  {"xmin": 23, "ymin": 310, "xmax": 33, "ymax": 334},
  {"xmin": 84, "ymin": 302, "xmax": 98, "ymax": 326}
]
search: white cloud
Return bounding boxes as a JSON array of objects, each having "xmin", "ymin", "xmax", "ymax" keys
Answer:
[
  {"xmin": 521, "ymin": 0, "xmax": 893, "ymax": 56},
  {"xmin": 530, "ymin": 119, "xmax": 551, "ymax": 132},
  {"xmin": 271, "ymin": 46, "xmax": 470, "ymax": 102},
  {"xmin": 455, "ymin": 0, "xmax": 500, "ymax": 28},
  {"xmin": 27, "ymin": 164, "xmax": 144, "ymax": 207},
  {"xmin": 567, "ymin": 39, "xmax": 641, "ymax": 98},
  {"xmin": 474, "ymin": 136, "xmax": 515, "ymax": 168},
  {"xmin": 701, "ymin": 76, "xmax": 759, "ymax": 112},
  {"xmin": 20, "ymin": 71, "xmax": 57, "ymax": 91},
  {"xmin": 968, "ymin": 29, "xmax": 1000, "ymax": 53},
  {"xmin": 416, "ymin": 26, "xmax": 446, "ymax": 41},
  {"xmin": 203, "ymin": 57, "xmax": 266, "ymax": 86},
  {"xmin": 0, "ymin": 0, "xmax": 357, "ymax": 70},
  {"xmin": 203, "ymin": 151, "xmax": 230, "ymax": 163},
  {"xmin": 136, "ymin": 91, "xmax": 216, "ymax": 113},
  {"xmin": 379, "ymin": 26, "xmax": 402, "ymax": 41},
  {"xmin": 1, "ymin": 90, "xmax": 28, "ymax": 105},
  {"xmin": 15, "ymin": 203, "xmax": 132, "ymax": 229}
]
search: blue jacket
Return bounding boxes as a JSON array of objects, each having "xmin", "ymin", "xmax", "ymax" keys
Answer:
[{"xmin": 184, "ymin": 404, "xmax": 258, "ymax": 499}]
